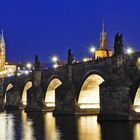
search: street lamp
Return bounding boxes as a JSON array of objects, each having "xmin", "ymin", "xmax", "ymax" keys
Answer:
[
  {"xmin": 53, "ymin": 63, "xmax": 58, "ymax": 68},
  {"xmin": 52, "ymin": 56, "xmax": 58, "ymax": 63},
  {"xmin": 26, "ymin": 63, "xmax": 32, "ymax": 69},
  {"xmin": 126, "ymin": 48, "xmax": 133, "ymax": 54},
  {"xmin": 89, "ymin": 46, "xmax": 96, "ymax": 59},
  {"xmin": 90, "ymin": 46, "xmax": 96, "ymax": 53},
  {"xmin": 82, "ymin": 57, "xmax": 88, "ymax": 62}
]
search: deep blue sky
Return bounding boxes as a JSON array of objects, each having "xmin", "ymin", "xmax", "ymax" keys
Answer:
[{"xmin": 0, "ymin": 0, "xmax": 140, "ymax": 62}]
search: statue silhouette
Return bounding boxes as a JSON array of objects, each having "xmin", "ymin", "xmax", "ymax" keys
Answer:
[
  {"xmin": 34, "ymin": 54, "xmax": 40, "ymax": 70},
  {"xmin": 67, "ymin": 49, "xmax": 74, "ymax": 64},
  {"xmin": 114, "ymin": 33, "xmax": 124, "ymax": 56}
]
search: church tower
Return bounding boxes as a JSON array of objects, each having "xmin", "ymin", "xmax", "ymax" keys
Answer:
[
  {"xmin": 100, "ymin": 21, "xmax": 107, "ymax": 50},
  {"xmin": 95, "ymin": 22, "xmax": 113, "ymax": 59},
  {"xmin": 0, "ymin": 29, "xmax": 6, "ymax": 72}
]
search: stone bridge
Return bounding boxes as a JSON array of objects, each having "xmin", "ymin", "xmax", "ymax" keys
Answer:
[{"xmin": 1, "ymin": 51, "xmax": 140, "ymax": 120}]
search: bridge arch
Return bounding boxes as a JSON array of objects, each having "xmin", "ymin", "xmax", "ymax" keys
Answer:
[
  {"xmin": 4, "ymin": 83, "xmax": 14, "ymax": 104},
  {"xmin": 21, "ymin": 81, "xmax": 32, "ymax": 105},
  {"xmin": 44, "ymin": 76, "xmax": 62, "ymax": 109},
  {"xmin": 77, "ymin": 71, "xmax": 105, "ymax": 111},
  {"xmin": 133, "ymin": 86, "xmax": 140, "ymax": 112}
]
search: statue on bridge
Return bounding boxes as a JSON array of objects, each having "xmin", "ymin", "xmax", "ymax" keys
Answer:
[
  {"xmin": 114, "ymin": 32, "xmax": 124, "ymax": 56},
  {"xmin": 68, "ymin": 49, "xmax": 74, "ymax": 64},
  {"xmin": 113, "ymin": 33, "xmax": 125, "ymax": 77},
  {"xmin": 34, "ymin": 54, "xmax": 40, "ymax": 71}
]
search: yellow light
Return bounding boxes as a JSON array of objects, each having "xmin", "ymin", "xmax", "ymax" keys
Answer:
[
  {"xmin": 45, "ymin": 78, "xmax": 62, "ymax": 108},
  {"xmin": 133, "ymin": 107, "xmax": 140, "ymax": 113},
  {"xmin": 22, "ymin": 81, "xmax": 32, "ymax": 105},
  {"xmin": 26, "ymin": 63, "xmax": 32, "ymax": 69},
  {"xmin": 126, "ymin": 48, "xmax": 133, "ymax": 54},
  {"xmin": 78, "ymin": 74, "xmax": 104, "ymax": 110},
  {"xmin": 17, "ymin": 73, "xmax": 21, "ymax": 76},
  {"xmin": 46, "ymin": 103, "xmax": 55, "ymax": 107},
  {"xmin": 79, "ymin": 104, "xmax": 100, "ymax": 109},
  {"xmin": 138, "ymin": 57, "xmax": 140, "ymax": 64},
  {"xmin": 82, "ymin": 57, "xmax": 88, "ymax": 62}
]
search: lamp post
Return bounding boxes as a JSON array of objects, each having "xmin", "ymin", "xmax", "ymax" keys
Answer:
[
  {"xmin": 52, "ymin": 56, "xmax": 59, "ymax": 68},
  {"xmin": 126, "ymin": 48, "xmax": 133, "ymax": 55},
  {"xmin": 26, "ymin": 63, "xmax": 32, "ymax": 69},
  {"xmin": 89, "ymin": 46, "xmax": 96, "ymax": 60}
]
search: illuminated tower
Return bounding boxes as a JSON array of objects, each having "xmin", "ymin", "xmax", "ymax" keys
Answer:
[
  {"xmin": 100, "ymin": 21, "xmax": 107, "ymax": 49},
  {"xmin": 95, "ymin": 22, "xmax": 112, "ymax": 59},
  {"xmin": 0, "ymin": 29, "xmax": 6, "ymax": 71}
]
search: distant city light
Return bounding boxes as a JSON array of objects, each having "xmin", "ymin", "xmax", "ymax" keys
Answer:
[
  {"xmin": 90, "ymin": 46, "xmax": 96, "ymax": 53},
  {"xmin": 17, "ymin": 73, "xmax": 21, "ymax": 76},
  {"xmin": 25, "ymin": 70, "xmax": 29, "ymax": 75},
  {"xmin": 82, "ymin": 57, "xmax": 89, "ymax": 62},
  {"xmin": 126, "ymin": 48, "xmax": 133, "ymax": 54},
  {"xmin": 53, "ymin": 63, "xmax": 58, "ymax": 68},
  {"xmin": 26, "ymin": 63, "xmax": 32, "ymax": 69},
  {"xmin": 52, "ymin": 56, "xmax": 58, "ymax": 63}
]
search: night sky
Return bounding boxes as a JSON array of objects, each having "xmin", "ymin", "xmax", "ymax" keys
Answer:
[{"xmin": 0, "ymin": 0, "xmax": 140, "ymax": 62}]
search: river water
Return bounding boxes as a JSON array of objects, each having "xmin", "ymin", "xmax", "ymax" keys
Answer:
[{"xmin": 0, "ymin": 111, "xmax": 140, "ymax": 140}]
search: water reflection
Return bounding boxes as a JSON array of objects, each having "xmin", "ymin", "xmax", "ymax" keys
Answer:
[
  {"xmin": 77, "ymin": 116, "xmax": 101, "ymax": 140},
  {"xmin": 0, "ymin": 111, "xmax": 140, "ymax": 140}
]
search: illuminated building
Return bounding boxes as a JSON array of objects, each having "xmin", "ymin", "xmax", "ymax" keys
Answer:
[
  {"xmin": 95, "ymin": 22, "xmax": 113, "ymax": 59},
  {"xmin": 0, "ymin": 30, "xmax": 16, "ymax": 78}
]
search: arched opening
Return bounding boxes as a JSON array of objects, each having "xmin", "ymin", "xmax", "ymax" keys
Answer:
[
  {"xmin": 4, "ymin": 83, "xmax": 13, "ymax": 104},
  {"xmin": 78, "ymin": 74, "xmax": 104, "ymax": 110},
  {"xmin": 21, "ymin": 81, "xmax": 32, "ymax": 105},
  {"xmin": 45, "ymin": 78, "xmax": 62, "ymax": 108},
  {"xmin": 133, "ymin": 86, "xmax": 140, "ymax": 112}
]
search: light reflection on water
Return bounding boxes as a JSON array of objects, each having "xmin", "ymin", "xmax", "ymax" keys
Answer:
[{"xmin": 0, "ymin": 111, "xmax": 140, "ymax": 140}]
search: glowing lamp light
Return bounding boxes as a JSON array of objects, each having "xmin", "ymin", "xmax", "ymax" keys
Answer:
[
  {"xmin": 126, "ymin": 48, "xmax": 133, "ymax": 54},
  {"xmin": 26, "ymin": 63, "xmax": 32, "ymax": 69},
  {"xmin": 52, "ymin": 56, "xmax": 58, "ymax": 63},
  {"xmin": 9, "ymin": 68, "xmax": 12, "ymax": 73},
  {"xmin": 138, "ymin": 57, "xmax": 140, "ymax": 64},
  {"xmin": 53, "ymin": 63, "xmax": 58, "ymax": 68},
  {"xmin": 82, "ymin": 57, "xmax": 88, "ymax": 62},
  {"xmin": 90, "ymin": 46, "xmax": 96, "ymax": 53},
  {"xmin": 17, "ymin": 73, "xmax": 21, "ymax": 76},
  {"xmin": 25, "ymin": 70, "xmax": 29, "ymax": 75}
]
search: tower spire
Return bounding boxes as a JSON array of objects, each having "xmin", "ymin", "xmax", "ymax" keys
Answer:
[
  {"xmin": 102, "ymin": 20, "xmax": 105, "ymax": 33},
  {"xmin": 1, "ymin": 29, "xmax": 5, "ymax": 43},
  {"xmin": 100, "ymin": 21, "xmax": 107, "ymax": 50}
]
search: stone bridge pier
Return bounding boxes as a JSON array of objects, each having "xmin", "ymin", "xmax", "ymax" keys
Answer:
[{"xmin": 98, "ymin": 53, "xmax": 140, "ymax": 120}]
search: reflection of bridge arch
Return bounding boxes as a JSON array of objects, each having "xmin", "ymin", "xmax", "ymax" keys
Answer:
[
  {"xmin": 45, "ymin": 77, "xmax": 62, "ymax": 108},
  {"xmin": 21, "ymin": 81, "xmax": 32, "ymax": 105},
  {"xmin": 4, "ymin": 83, "xmax": 14, "ymax": 104},
  {"xmin": 78, "ymin": 72, "xmax": 104, "ymax": 110}
]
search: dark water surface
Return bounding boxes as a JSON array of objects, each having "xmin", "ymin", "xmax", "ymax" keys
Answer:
[{"xmin": 0, "ymin": 111, "xmax": 140, "ymax": 140}]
